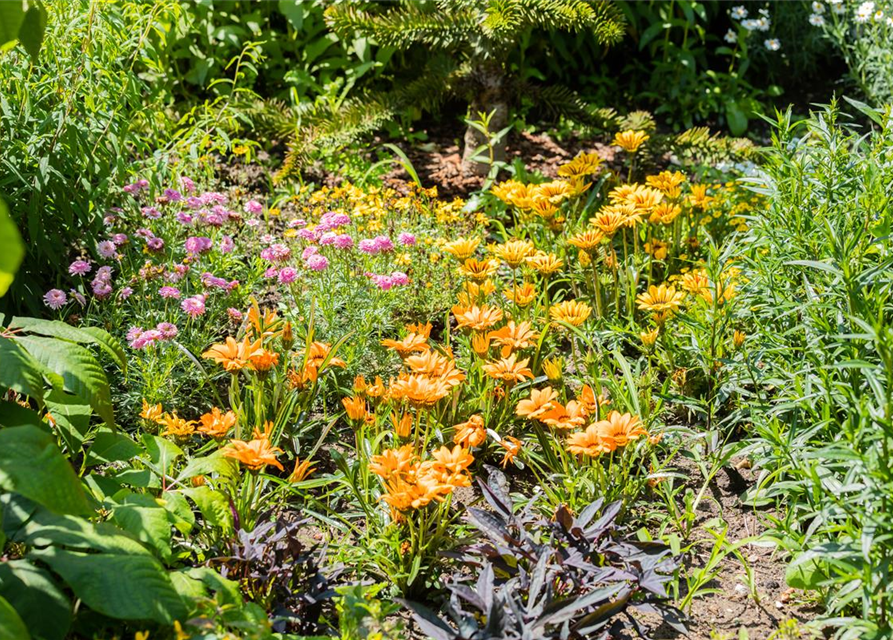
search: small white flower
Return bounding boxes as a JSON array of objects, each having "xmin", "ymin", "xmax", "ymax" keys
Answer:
[
  {"xmin": 833, "ymin": 3, "xmax": 846, "ymax": 14},
  {"xmin": 856, "ymin": 1, "xmax": 876, "ymax": 22},
  {"xmin": 742, "ymin": 18, "xmax": 758, "ymax": 31},
  {"xmin": 874, "ymin": 9, "xmax": 884, "ymax": 21},
  {"xmin": 757, "ymin": 17, "xmax": 771, "ymax": 31},
  {"xmin": 764, "ymin": 38, "xmax": 781, "ymax": 51},
  {"xmin": 731, "ymin": 5, "xmax": 748, "ymax": 19},
  {"xmin": 724, "ymin": 28, "xmax": 738, "ymax": 43},
  {"xmin": 887, "ymin": 15, "xmax": 893, "ymax": 25},
  {"xmin": 809, "ymin": 13, "xmax": 826, "ymax": 26},
  {"xmin": 759, "ymin": 8, "xmax": 770, "ymax": 17},
  {"xmin": 812, "ymin": 1, "xmax": 825, "ymax": 12}
]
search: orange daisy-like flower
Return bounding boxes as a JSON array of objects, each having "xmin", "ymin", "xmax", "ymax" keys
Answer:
[
  {"xmin": 558, "ymin": 152, "xmax": 602, "ymax": 179},
  {"xmin": 649, "ymin": 202, "xmax": 682, "ymax": 224},
  {"xmin": 392, "ymin": 412, "xmax": 413, "ymax": 438},
  {"xmin": 636, "ymin": 284, "xmax": 686, "ymax": 315},
  {"xmin": 529, "ymin": 198, "xmax": 559, "ymax": 219},
  {"xmin": 202, "ymin": 336, "xmax": 263, "ymax": 372},
  {"xmin": 223, "ymin": 433, "xmax": 284, "ymax": 471},
  {"xmin": 369, "ymin": 444, "xmax": 416, "ymax": 480},
  {"xmin": 516, "ymin": 387, "xmax": 559, "ymax": 420},
  {"xmin": 289, "ymin": 457, "xmax": 316, "ymax": 483},
  {"xmin": 388, "ymin": 373, "xmax": 452, "ymax": 407},
  {"xmin": 594, "ymin": 411, "xmax": 648, "ymax": 448},
  {"xmin": 405, "ymin": 322, "xmax": 433, "ymax": 339},
  {"xmin": 504, "ymin": 282, "xmax": 537, "ymax": 307},
  {"xmin": 442, "ymin": 237, "xmax": 481, "ymax": 260},
  {"xmin": 550, "ymin": 300, "xmax": 592, "ymax": 327},
  {"xmin": 300, "ymin": 341, "xmax": 347, "ymax": 370},
  {"xmin": 489, "ymin": 321, "xmax": 538, "ymax": 357},
  {"xmin": 540, "ymin": 400, "xmax": 589, "ymax": 430},
  {"xmin": 472, "ymin": 333, "xmax": 491, "ymax": 357},
  {"xmin": 381, "ymin": 332, "xmax": 430, "ymax": 357},
  {"xmin": 454, "ymin": 304, "xmax": 504, "ymax": 332},
  {"xmin": 577, "ymin": 384, "xmax": 610, "ymax": 414},
  {"xmin": 613, "ymin": 129, "xmax": 649, "ymax": 153},
  {"xmin": 492, "ymin": 240, "xmax": 535, "ymax": 268},
  {"xmin": 248, "ymin": 349, "xmax": 280, "ymax": 372},
  {"xmin": 499, "ymin": 436, "xmax": 523, "ymax": 468},
  {"xmin": 453, "ymin": 414, "xmax": 487, "ymax": 448},
  {"xmin": 568, "ymin": 229, "xmax": 605, "ymax": 254},
  {"xmin": 404, "ymin": 351, "xmax": 465, "ymax": 387},
  {"xmin": 589, "ymin": 205, "xmax": 629, "ymax": 237},
  {"xmin": 646, "ymin": 171, "xmax": 686, "ymax": 199},
  {"xmin": 140, "ymin": 399, "xmax": 164, "ymax": 422},
  {"xmin": 482, "ymin": 354, "xmax": 534, "ymax": 384},
  {"xmin": 197, "ymin": 407, "xmax": 237, "ymax": 438},
  {"xmin": 459, "ymin": 258, "xmax": 499, "ymax": 282},
  {"xmin": 566, "ymin": 424, "xmax": 615, "ymax": 457},
  {"xmin": 342, "ymin": 395, "xmax": 368, "ymax": 421},
  {"xmin": 246, "ymin": 305, "xmax": 282, "ymax": 340},
  {"xmin": 159, "ymin": 412, "xmax": 197, "ymax": 438}
]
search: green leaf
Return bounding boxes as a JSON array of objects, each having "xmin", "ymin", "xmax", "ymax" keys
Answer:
[
  {"xmin": 725, "ymin": 101, "xmax": 748, "ymax": 136},
  {"xmin": 0, "ymin": 337, "xmax": 45, "ymax": 401},
  {"xmin": 30, "ymin": 547, "xmax": 187, "ymax": 624},
  {"xmin": 0, "ymin": 595, "xmax": 30, "ymax": 640},
  {"xmin": 0, "ymin": 426, "xmax": 91, "ymax": 516},
  {"xmin": 85, "ymin": 431, "xmax": 142, "ymax": 466},
  {"xmin": 0, "ymin": 400, "xmax": 45, "ymax": 429},
  {"xmin": 0, "ymin": 561, "xmax": 70, "ymax": 640},
  {"xmin": 43, "ymin": 390, "xmax": 91, "ymax": 451},
  {"xmin": 183, "ymin": 486, "xmax": 231, "ymax": 530},
  {"xmin": 109, "ymin": 494, "xmax": 173, "ymax": 562},
  {"xmin": 9, "ymin": 319, "xmax": 127, "ymax": 373},
  {"xmin": 15, "ymin": 336, "xmax": 115, "ymax": 428},
  {"xmin": 140, "ymin": 434, "xmax": 183, "ymax": 467},
  {"xmin": 17, "ymin": 2, "xmax": 46, "ymax": 59},
  {"xmin": 785, "ymin": 553, "xmax": 828, "ymax": 590},
  {"xmin": 0, "ymin": 3, "xmax": 25, "ymax": 48},
  {"xmin": 176, "ymin": 450, "xmax": 237, "ymax": 482},
  {"xmin": 0, "ymin": 196, "xmax": 24, "ymax": 296}
]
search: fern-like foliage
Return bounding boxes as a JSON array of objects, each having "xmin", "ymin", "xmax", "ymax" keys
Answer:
[{"xmin": 324, "ymin": 3, "xmax": 477, "ymax": 49}]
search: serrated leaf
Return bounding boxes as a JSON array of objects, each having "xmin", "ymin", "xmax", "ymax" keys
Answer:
[
  {"xmin": 182, "ymin": 486, "xmax": 231, "ymax": 530},
  {"xmin": 109, "ymin": 494, "xmax": 173, "ymax": 562},
  {"xmin": 44, "ymin": 389, "xmax": 91, "ymax": 452},
  {"xmin": 0, "ymin": 337, "xmax": 45, "ymax": 401},
  {"xmin": 10, "ymin": 319, "xmax": 126, "ymax": 372},
  {"xmin": 15, "ymin": 336, "xmax": 114, "ymax": 428},
  {"xmin": 0, "ymin": 426, "xmax": 90, "ymax": 516},
  {"xmin": 176, "ymin": 450, "xmax": 237, "ymax": 482}
]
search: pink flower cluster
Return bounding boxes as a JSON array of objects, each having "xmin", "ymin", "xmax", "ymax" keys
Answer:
[
  {"xmin": 317, "ymin": 211, "xmax": 351, "ymax": 231},
  {"xmin": 358, "ymin": 235, "xmax": 395, "ymax": 255},
  {"xmin": 181, "ymin": 294, "xmax": 206, "ymax": 318},
  {"xmin": 127, "ymin": 322, "xmax": 179, "ymax": 349},
  {"xmin": 260, "ymin": 243, "xmax": 291, "ymax": 262},
  {"xmin": 185, "ymin": 236, "xmax": 213, "ymax": 255},
  {"xmin": 123, "ymin": 179, "xmax": 150, "ymax": 195},
  {"xmin": 366, "ymin": 271, "xmax": 409, "ymax": 291},
  {"xmin": 201, "ymin": 272, "xmax": 238, "ymax": 291},
  {"xmin": 91, "ymin": 266, "xmax": 114, "ymax": 298}
]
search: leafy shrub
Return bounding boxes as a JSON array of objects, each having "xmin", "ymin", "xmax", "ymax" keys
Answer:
[{"xmin": 401, "ymin": 468, "xmax": 684, "ymax": 639}]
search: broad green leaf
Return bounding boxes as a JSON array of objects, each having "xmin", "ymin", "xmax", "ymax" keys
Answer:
[
  {"xmin": 725, "ymin": 100, "xmax": 748, "ymax": 136},
  {"xmin": 183, "ymin": 566, "xmax": 241, "ymax": 605},
  {"xmin": 140, "ymin": 434, "xmax": 183, "ymax": 467},
  {"xmin": 170, "ymin": 570, "xmax": 206, "ymax": 601},
  {"xmin": 0, "ymin": 3, "xmax": 25, "ymax": 49},
  {"xmin": 0, "ymin": 561, "xmax": 70, "ymax": 640},
  {"xmin": 17, "ymin": 2, "xmax": 46, "ymax": 59},
  {"xmin": 159, "ymin": 492, "xmax": 194, "ymax": 535},
  {"xmin": 0, "ymin": 337, "xmax": 45, "ymax": 401},
  {"xmin": 0, "ymin": 596, "xmax": 30, "ymax": 640},
  {"xmin": 183, "ymin": 486, "xmax": 231, "ymax": 530},
  {"xmin": 15, "ymin": 336, "xmax": 114, "ymax": 428},
  {"xmin": 0, "ymin": 426, "xmax": 91, "ymax": 516},
  {"xmin": 10, "ymin": 319, "xmax": 127, "ymax": 372},
  {"xmin": 0, "ymin": 196, "xmax": 24, "ymax": 296},
  {"xmin": 785, "ymin": 554, "xmax": 828, "ymax": 590},
  {"xmin": 85, "ymin": 431, "xmax": 142, "ymax": 466},
  {"xmin": 0, "ymin": 400, "xmax": 45, "ymax": 429},
  {"xmin": 109, "ymin": 494, "xmax": 173, "ymax": 562},
  {"xmin": 44, "ymin": 389, "xmax": 91, "ymax": 452},
  {"xmin": 30, "ymin": 547, "xmax": 187, "ymax": 624},
  {"xmin": 176, "ymin": 450, "xmax": 237, "ymax": 482}
]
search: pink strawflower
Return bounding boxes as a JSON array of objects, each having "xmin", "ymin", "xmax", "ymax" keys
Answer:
[
  {"xmin": 95, "ymin": 266, "xmax": 114, "ymax": 281},
  {"xmin": 70, "ymin": 289, "xmax": 87, "ymax": 306},
  {"xmin": 288, "ymin": 219, "xmax": 307, "ymax": 228},
  {"xmin": 264, "ymin": 267, "xmax": 280, "ymax": 279},
  {"xmin": 245, "ymin": 200, "xmax": 263, "ymax": 214},
  {"xmin": 43, "ymin": 289, "xmax": 67, "ymax": 310},
  {"xmin": 141, "ymin": 206, "xmax": 161, "ymax": 219},
  {"xmin": 334, "ymin": 234, "xmax": 354, "ymax": 249},
  {"xmin": 227, "ymin": 308, "xmax": 243, "ymax": 322},
  {"xmin": 181, "ymin": 295, "xmax": 206, "ymax": 318},
  {"xmin": 159, "ymin": 286, "xmax": 181, "ymax": 299},
  {"xmin": 146, "ymin": 237, "xmax": 165, "ymax": 252},
  {"xmin": 180, "ymin": 177, "xmax": 196, "ymax": 193},
  {"xmin": 97, "ymin": 240, "xmax": 118, "ymax": 259},
  {"xmin": 246, "ymin": 218, "xmax": 262, "ymax": 228},
  {"xmin": 112, "ymin": 233, "xmax": 129, "ymax": 246},
  {"xmin": 358, "ymin": 239, "xmax": 378, "ymax": 254},
  {"xmin": 398, "ymin": 232, "xmax": 417, "ymax": 246},
  {"xmin": 176, "ymin": 212, "xmax": 193, "ymax": 225},
  {"xmin": 92, "ymin": 280, "xmax": 113, "ymax": 299},
  {"xmin": 319, "ymin": 232, "xmax": 337, "ymax": 246},
  {"xmin": 126, "ymin": 326, "xmax": 144, "ymax": 342},
  {"xmin": 305, "ymin": 255, "xmax": 329, "ymax": 271},
  {"xmin": 301, "ymin": 245, "xmax": 319, "ymax": 260},
  {"xmin": 390, "ymin": 271, "xmax": 409, "ymax": 286},
  {"xmin": 163, "ymin": 188, "xmax": 182, "ymax": 202},
  {"xmin": 69, "ymin": 260, "xmax": 92, "ymax": 276},
  {"xmin": 373, "ymin": 235, "xmax": 394, "ymax": 252},
  {"xmin": 118, "ymin": 287, "xmax": 133, "ymax": 300},
  {"xmin": 185, "ymin": 236, "xmax": 212, "ymax": 255},
  {"xmin": 156, "ymin": 322, "xmax": 178, "ymax": 340},
  {"xmin": 219, "ymin": 235, "xmax": 235, "ymax": 254},
  {"xmin": 278, "ymin": 267, "xmax": 298, "ymax": 284}
]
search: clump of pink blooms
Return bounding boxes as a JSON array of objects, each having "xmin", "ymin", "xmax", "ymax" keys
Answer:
[
  {"xmin": 366, "ymin": 271, "xmax": 409, "ymax": 291},
  {"xmin": 127, "ymin": 322, "xmax": 179, "ymax": 349}
]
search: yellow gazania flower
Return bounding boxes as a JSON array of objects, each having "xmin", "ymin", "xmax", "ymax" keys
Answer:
[
  {"xmin": 613, "ymin": 129, "xmax": 649, "ymax": 153},
  {"xmin": 529, "ymin": 198, "xmax": 559, "ymax": 219},
  {"xmin": 504, "ymin": 282, "xmax": 537, "ymax": 307},
  {"xmin": 140, "ymin": 399, "xmax": 164, "ymax": 423},
  {"xmin": 472, "ymin": 332, "xmax": 491, "ymax": 357},
  {"xmin": 197, "ymin": 407, "xmax": 237, "ymax": 438},
  {"xmin": 589, "ymin": 205, "xmax": 630, "ymax": 237},
  {"xmin": 533, "ymin": 180, "xmax": 573, "ymax": 204},
  {"xmin": 558, "ymin": 152, "xmax": 602, "ymax": 179},
  {"xmin": 636, "ymin": 284, "xmax": 686, "ymax": 316},
  {"xmin": 568, "ymin": 229, "xmax": 605, "ymax": 254},
  {"xmin": 442, "ymin": 237, "xmax": 481, "ymax": 260},
  {"xmin": 488, "ymin": 320, "xmax": 538, "ymax": 357},
  {"xmin": 516, "ymin": 387, "xmax": 559, "ymax": 420},
  {"xmin": 550, "ymin": 300, "xmax": 592, "ymax": 327},
  {"xmin": 342, "ymin": 395, "xmax": 369, "ymax": 421},
  {"xmin": 640, "ymin": 326, "xmax": 660, "ymax": 347},
  {"xmin": 491, "ymin": 179, "xmax": 526, "ymax": 205},
  {"xmin": 679, "ymin": 269, "xmax": 710, "ymax": 297},
  {"xmin": 492, "ymin": 239, "xmax": 535, "ymax": 268},
  {"xmin": 453, "ymin": 304, "xmax": 504, "ymax": 332},
  {"xmin": 646, "ymin": 170, "xmax": 686, "ymax": 199},
  {"xmin": 649, "ymin": 202, "xmax": 682, "ymax": 224},
  {"xmin": 624, "ymin": 185, "xmax": 664, "ymax": 213},
  {"xmin": 459, "ymin": 257, "xmax": 499, "ymax": 282},
  {"xmin": 482, "ymin": 354, "xmax": 534, "ymax": 384},
  {"xmin": 688, "ymin": 184, "xmax": 713, "ymax": 209},
  {"xmin": 159, "ymin": 412, "xmax": 197, "ymax": 438},
  {"xmin": 644, "ymin": 239, "xmax": 668, "ymax": 260},
  {"xmin": 525, "ymin": 251, "xmax": 564, "ymax": 276},
  {"xmin": 289, "ymin": 456, "xmax": 317, "ymax": 482},
  {"xmin": 733, "ymin": 330, "xmax": 746, "ymax": 348},
  {"xmin": 452, "ymin": 414, "xmax": 487, "ymax": 448},
  {"xmin": 542, "ymin": 356, "xmax": 563, "ymax": 381}
]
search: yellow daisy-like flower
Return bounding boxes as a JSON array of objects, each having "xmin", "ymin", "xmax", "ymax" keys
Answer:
[
  {"xmin": 492, "ymin": 239, "xmax": 535, "ymax": 268},
  {"xmin": 649, "ymin": 202, "xmax": 682, "ymax": 224},
  {"xmin": 589, "ymin": 205, "xmax": 631, "ymax": 236},
  {"xmin": 504, "ymin": 282, "xmax": 537, "ymax": 307},
  {"xmin": 533, "ymin": 180, "xmax": 574, "ymax": 204},
  {"xmin": 526, "ymin": 251, "xmax": 564, "ymax": 276},
  {"xmin": 459, "ymin": 258, "xmax": 499, "ymax": 282},
  {"xmin": 613, "ymin": 129, "xmax": 649, "ymax": 153},
  {"xmin": 442, "ymin": 237, "xmax": 481, "ymax": 260},
  {"xmin": 558, "ymin": 152, "xmax": 602, "ymax": 179},
  {"xmin": 568, "ymin": 229, "xmax": 605, "ymax": 254},
  {"xmin": 550, "ymin": 300, "xmax": 592, "ymax": 327},
  {"xmin": 636, "ymin": 284, "xmax": 686, "ymax": 316},
  {"xmin": 646, "ymin": 171, "xmax": 686, "ymax": 199}
]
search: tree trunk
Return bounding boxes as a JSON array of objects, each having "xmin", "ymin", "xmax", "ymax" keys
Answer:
[{"xmin": 461, "ymin": 66, "xmax": 509, "ymax": 177}]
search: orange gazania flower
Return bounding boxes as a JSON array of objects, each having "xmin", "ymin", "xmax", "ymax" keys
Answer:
[
  {"xmin": 405, "ymin": 322, "xmax": 433, "ymax": 339},
  {"xmin": 482, "ymin": 354, "xmax": 534, "ymax": 384},
  {"xmin": 453, "ymin": 414, "xmax": 486, "ymax": 448},
  {"xmin": 388, "ymin": 373, "xmax": 452, "ymax": 407},
  {"xmin": 370, "ymin": 444, "xmax": 415, "ymax": 480},
  {"xmin": 381, "ymin": 332, "xmax": 430, "ymax": 357},
  {"xmin": 197, "ymin": 407, "xmax": 237, "ymax": 438},
  {"xmin": 578, "ymin": 384, "xmax": 610, "ymax": 414},
  {"xmin": 489, "ymin": 320, "xmax": 538, "ymax": 357},
  {"xmin": 202, "ymin": 336, "xmax": 263, "ymax": 372},
  {"xmin": 472, "ymin": 332, "xmax": 491, "ymax": 357},
  {"xmin": 392, "ymin": 412, "xmax": 413, "ymax": 438},
  {"xmin": 516, "ymin": 387, "xmax": 559, "ymax": 420},
  {"xmin": 248, "ymin": 348, "xmax": 280, "ymax": 372},
  {"xmin": 568, "ymin": 229, "xmax": 605, "ymax": 254},
  {"xmin": 566, "ymin": 424, "xmax": 615, "ymax": 457},
  {"xmin": 223, "ymin": 433, "xmax": 285, "ymax": 471},
  {"xmin": 499, "ymin": 436, "xmax": 523, "ymax": 468},
  {"xmin": 300, "ymin": 341, "xmax": 347, "ymax": 370},
  {"xmin": 550, "ymin": 300, "xmax": 592, "ymax": 327},
  {"xmin": 539, "ymin": 400, "xmax": 588, "ymax": 430},
  {"xmin": 342, "ymin": 395, "xmax": 368, "ymax": 421},
  {"xmin": 526, "ymin": 251, "xmax": 564, "ymax": 276},
  {"xmin": 454, "ymin": 304, "xmax": 504, "ymax": 332},
  {"xmin": 404, "ymin": 351, "xmax": 465, "ymax": 387},
  {"xmin": 140, "ymin": 399, "xmax": 164, "ymax": 422},
  {"xmin": 504, "ymin": 282, "xmax": 537, "ymax": 307},
  {"xmin": 159, "ymin": 413, "xmax": 196, "ymax": 438},
  {"xmin": 459, "ymin": 258, "xmax": 499, "ymax": 282},
  {"xmin": 594, "ymin": 411, "xmax": 648, "ymax": 448},
  {"xmin": 589, "ymin": 205, "xmax": 630, "ymax": 237},
  {"xmin": 246, "ymin": 304, "xmax": 282, "ymax": 340},
  {"xmin": 289, "ymin": 456, "xmax": 317, "ymax": 482},
  {"xmin": 426, "ymin": 445, "xmax": 474, "ymax": 487}
]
